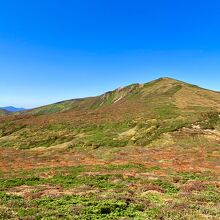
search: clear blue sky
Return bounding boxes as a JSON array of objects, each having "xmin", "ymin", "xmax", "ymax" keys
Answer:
[{"xmin": 0, "ymin": 0, "xmax": 220, "ymax": 108}]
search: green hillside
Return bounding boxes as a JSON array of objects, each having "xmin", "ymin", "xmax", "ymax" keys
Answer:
[
  {"xmin": 28, "ymin": 77, "xmax": 220, "ymax": 116},
  {"xmin": 0, "ymin": 109, "xmax": 10, "ymax": 116},
  {"xmin": 0, "ymin": 77, "xmax": 220, "ymax": 150}
]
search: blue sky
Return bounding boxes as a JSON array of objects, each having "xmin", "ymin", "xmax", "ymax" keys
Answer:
[{"xmin": 0, "ymin": 0, "xmax": 220, "ymax": 108}]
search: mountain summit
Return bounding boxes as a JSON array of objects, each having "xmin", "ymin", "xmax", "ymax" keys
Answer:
[
  {"xmin": 0, "ymin": 77, "xmax": 220, "ymax": 149},
  {"xmin": 29, "ymin": 77, "xmax": 220, "ymax": 115}
]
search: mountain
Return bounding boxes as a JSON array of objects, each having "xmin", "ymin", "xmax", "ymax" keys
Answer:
[
  {"xmin": 28, "ymin": 77, "xmax": 220, "ymax": 116},
  {"xmin": 0, "ymin": 106, "xmax": 26, "ymax": 112},
  {"xmin": 0, "ymin": 77, "xmax": 220, "ymax": 149}
]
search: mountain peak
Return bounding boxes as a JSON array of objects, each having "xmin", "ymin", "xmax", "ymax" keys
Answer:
[{"xmin": 154, "ymin": 77, "xmax": 183, "ymax": 83}]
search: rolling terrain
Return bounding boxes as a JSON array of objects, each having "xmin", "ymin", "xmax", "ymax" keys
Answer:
[
  {"xmin": 0, "ymin": 109, "xmax": 10, "ymax": 116},
  {"xmin": 0, "ymin": 77, "xmax": 219, "ymax": 219}
]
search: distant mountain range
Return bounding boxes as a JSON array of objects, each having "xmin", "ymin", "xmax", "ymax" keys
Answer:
[{"xmin": 0, "ymin": 106, "xmax": 26, "ymax": 115}]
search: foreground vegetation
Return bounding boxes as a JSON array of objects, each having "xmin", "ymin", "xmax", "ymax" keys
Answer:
[{"xmin": 0, "ymin": 163, "xmax": 219, "ymax": 219}]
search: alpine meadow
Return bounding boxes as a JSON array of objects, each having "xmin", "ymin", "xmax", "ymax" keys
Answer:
[{"xmin": 0, "ymin": 77, "xmax": 219, "ymax": 219}]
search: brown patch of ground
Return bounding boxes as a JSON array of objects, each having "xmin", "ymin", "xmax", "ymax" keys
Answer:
[
  {"xmin": 7, "ymin": 184, "xmax": 100, "ymax": 199},
  {"xmin": 174, "ymin": 85, "xmax": 220, "ymax": 109},
  {"xmin": 0, "ymin": 147, "xmax": 105, "ymax": 171},
  {"xmin": 0, "ymin": 141, "xmax": 219, "ymax": 174}
]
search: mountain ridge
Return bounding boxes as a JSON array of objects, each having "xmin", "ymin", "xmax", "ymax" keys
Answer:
[
  {"xmin": 0, "ymin": 77, "xmax": 220, "ymax": 150},
  {"xmin": 26, "ymin": 77, "xmax": 220, "ymax": 116}
]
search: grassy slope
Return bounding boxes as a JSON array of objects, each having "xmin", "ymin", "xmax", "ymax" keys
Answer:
[
  {"xmin": 27, "ymin": 77, "xmax": 220, "ymax": 116},
  {"xmin": 0, "ymin": 109, "xmax": 10, "ymax": 116},
  {"xmin": 0, "ymin": 77, "xmax": 220, "ymax": 149},
  {"xmin": 0, "ymin": 78, "xmax": 220, "ymax": 219}
]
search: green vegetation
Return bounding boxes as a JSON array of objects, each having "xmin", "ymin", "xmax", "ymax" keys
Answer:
[
  {"xmin": 0, "ymin": 165, "xmax": 219, "ymax": 219},
  {"xmin": 177, "ymin": 172, "xmax": 212, "ymax": 183},
  {"xmin": 150, "ymin": 179, "xmax": 180, "ymax": 194},
  {"xmin": 200, "ymin": 112, "xmax": 220, "ymax": 130},
  {"xmin": 0, "ymin": 177, "xmax": 41, "ymax": 190}
]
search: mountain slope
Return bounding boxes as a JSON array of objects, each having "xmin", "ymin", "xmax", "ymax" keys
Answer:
[
  {"xmin": 0, "ymin": 109, "xmax": 10, "ymax": 116},
  {"xmin": 28, "ymin": 77, "xmax": 220, "ymax": 116},
  {"xmin": 0, "ymin": 77, "xmax": 220, "ymax": 149}
]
